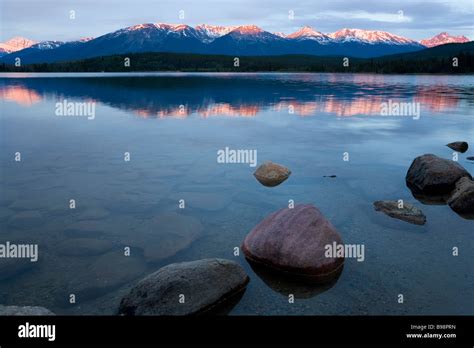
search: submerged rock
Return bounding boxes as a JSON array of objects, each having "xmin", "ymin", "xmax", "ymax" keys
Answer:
[
  {"xmin": 373, "ymin": 200, "xmax": 426, "ymax": 225},
  {"xmin": 67, "ymin": 250, "xmax": 146, "ymax": 300},
  {"xmin": 253, "ymin": 161, "xmax": 291, "ymax": 187},
  {"xmin": 447, "ymin": 177, "xmax": 474, "ymax": 218},
  {"xmin": 446, "ymin": 141, "xmax": 469, "ymax": 153},
  {"xmin": 0, "ymin": 305, "xmax": 54, "ymax": 316},
  {"xmin": 242, "ymin": 204, "xmax": 344, "ymax": 283},
  {"xmin": 64, "ymin": 220, "xmax": 109, "ymax": 237},
  {"xmin": 8, "ymin": 211, "xmax": 44, "ymax": 229},
  {"xmin": 56, "ymin": 238, "xmax": 114, "ymax": 256},
  {"xmin": 173, "ymin": 191, "xmax": 232, "ymax": 211},
  {"xmin": 118, "ymin": 259, "xmax": 249, "ymax": 315},
  {"xmin": 406, "ymin": 154, "xmax": 472, "ymax": 196},
  {"xmin": 142, "ymin": 212, "xmax": 203, "ymax": 263},
  {"xmin": 0, "ymin": 258, "xmax": 36, "ymax": 281}
]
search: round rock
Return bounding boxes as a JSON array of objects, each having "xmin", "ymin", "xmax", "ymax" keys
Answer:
[
  {"xmin": 406, "ymin": 154, "xmax": 472, "ymax": 196},
  {"xmin": 118, "ymin": 259, "xmax": 249, "ymax": 315},
  {"xmin": 242, "ymin": 204, "xmax": 344, "ymax": 283},
  {"xmin": 253, "ymin": 161, "xmax": 291, "ymax": 187}
]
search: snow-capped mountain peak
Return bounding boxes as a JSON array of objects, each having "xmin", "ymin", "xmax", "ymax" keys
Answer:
[
  {"xmin": 420, "ymin": 32, "xmax": 470, "ymax": 47},
  {"xmin": 32, "ymin": 41, "xmax": 65, "ymax": 50},
  {"xmin": 226, "ymin": 25, "xmax": 281, "ymax": 42},
  {"xmin": 111, "ymin": 23, "xmax": 200, "ymax": 41},
  {"xmin": 273, "ymin": 32, "xmax": 287, "ymax": 38},
  {"xmin": 231, "ymin": 25, "xmax": 265, "ymax": 35},
  {"xmin": 195, "ymin": 24, "xmax": 238, "ymax": 43},
  {"xmin": 0, "ymin": 36, "xmax": 37, "ymax": 53},
  {"xmin": 328, "ymin": 28, "xmax": 417, "ymax": 45},
  {"xmin": 287, "ymin": 26, "xmax": 330, "ymax": 42}
]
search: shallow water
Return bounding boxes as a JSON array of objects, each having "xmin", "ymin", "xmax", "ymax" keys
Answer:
[{"xmin": 0, "ymin": 73, "xmax": 473, "ymax": 315}]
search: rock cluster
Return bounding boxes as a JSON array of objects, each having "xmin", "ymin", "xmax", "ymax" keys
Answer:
[{"xmin": 406, "ymin": 153, "xmax": 473, "ymax": 218}]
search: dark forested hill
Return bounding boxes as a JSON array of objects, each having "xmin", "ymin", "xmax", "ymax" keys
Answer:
[{"xmin": 1, "ymin": 42, "xmax": 472, "ymax": 74}]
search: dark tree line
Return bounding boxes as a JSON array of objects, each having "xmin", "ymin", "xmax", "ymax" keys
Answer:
[{"xmin": 1, "ymin": 50, "xmax": 473, "ymax": 74}]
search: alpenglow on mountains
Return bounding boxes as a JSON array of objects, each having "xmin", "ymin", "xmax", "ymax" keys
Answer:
[{"xmin": 0, "ymin": 23, "xmax": 471, "ymax": 64}]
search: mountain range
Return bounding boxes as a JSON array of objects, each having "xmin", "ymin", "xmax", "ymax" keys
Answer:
[{"xmin": 0, "ymin": 24, "xmax": 471, "ymax": 64}]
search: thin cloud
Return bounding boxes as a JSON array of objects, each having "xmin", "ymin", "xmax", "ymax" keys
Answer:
[{"xmin": 315, "ymin": 10, "xmax": 413, "ymax": 23}]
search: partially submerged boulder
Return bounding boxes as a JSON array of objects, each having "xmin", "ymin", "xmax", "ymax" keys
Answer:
[
  {"xmin": 406, "ymin": 154, "xmax": 471, "ymax": 196},
  {"xmin": 447, "ymin": 177, "xmax": 474, "ymax": 218},
  {"xmin": 242, "ymin": 204, "xmax": 344, "ymax": 283},
  {"xmin": 253, "ymin": 161, "xmax": 291, "ymax": 187},
  {"xmin": 373, "ymin": 200, "xmax": 426, "ymax": 225},
  {"xmin": 118, "ymin": 259, "xmax": 249, "ymax": 315}
]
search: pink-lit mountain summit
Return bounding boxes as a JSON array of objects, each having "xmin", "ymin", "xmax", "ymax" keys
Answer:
[{"xmin": 420, "ymin": 32, "xmax": 470, "ymax": 48}]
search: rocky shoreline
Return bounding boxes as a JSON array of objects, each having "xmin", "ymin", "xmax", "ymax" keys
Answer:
[{"xmin": 1, "ymin": 147, "xmax": 472, "ymax": 315}]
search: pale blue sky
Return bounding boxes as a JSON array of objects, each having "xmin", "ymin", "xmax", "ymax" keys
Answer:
[{"xmin": 1, "ymin": 0, "xmax": 473, "ymax": 42}]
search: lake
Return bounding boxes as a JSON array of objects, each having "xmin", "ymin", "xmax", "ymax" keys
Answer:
[{"xmin": 0, "ymin": 73, "xmax": 473, "ymax": 315}]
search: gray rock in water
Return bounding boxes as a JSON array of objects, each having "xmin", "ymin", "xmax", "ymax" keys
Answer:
[
  {"xmin": 242, "ymin": 204, "xmax": 344, "ymax": 283},
  {"xmin": 118, "ymin": 259, "xmax": 249, "ymax": 315},
  {"xmin": 406, "ymin": 154, "xmax": 472, "ymax": 196},
  {"xmin": 447, "ymin": 177, "xmax": 474, "ymax": 218},
  {"xmin": 254, "ymin": 161, "xmax": 291, "ymax": 187},
  {"xmin": 447, "ymin": 141, "xmax": 469, "ymax": 153},
  {"xmin": 373, "ymin": 200, "xmax": 426, "ymax": 225},
  {"xmin": 0, "ymin": 305, "xmax": 54, "ymax": 316}
]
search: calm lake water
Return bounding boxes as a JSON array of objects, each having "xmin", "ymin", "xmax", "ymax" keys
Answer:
[{"xmin": 0, "ymin": 73, "xmax": 473, "ymax": 315}]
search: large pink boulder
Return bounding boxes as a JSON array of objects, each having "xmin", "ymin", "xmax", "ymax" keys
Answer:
[{"xmin": 242, "ymin": 204, "xmax": 344, "ymax": 283}]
